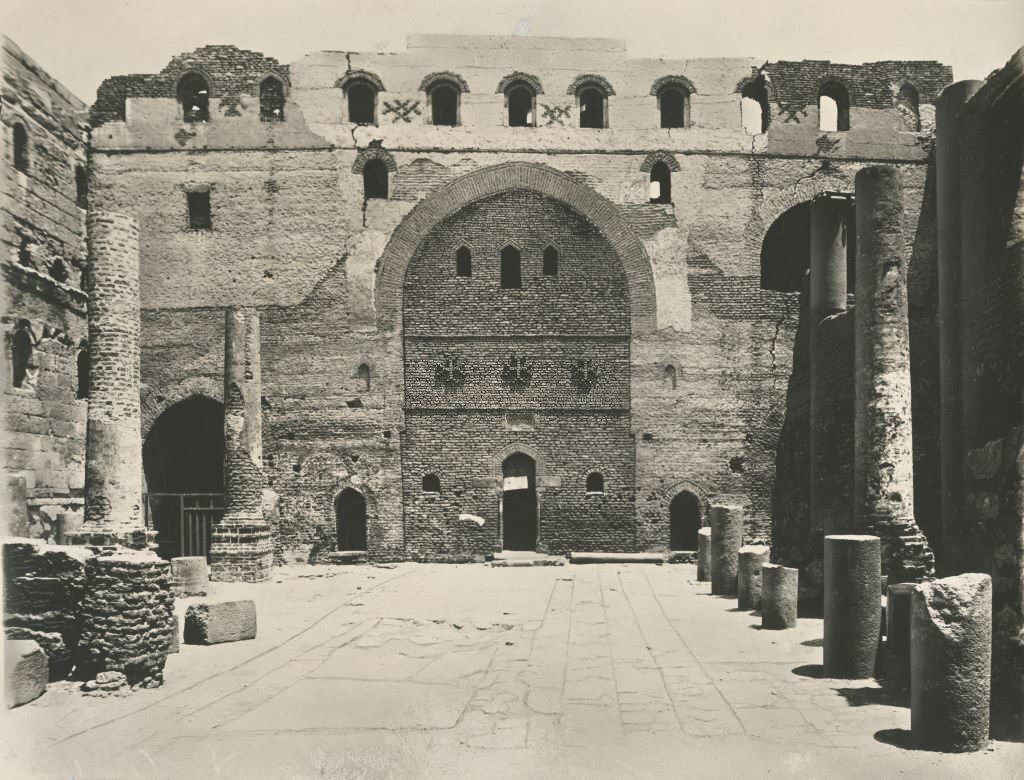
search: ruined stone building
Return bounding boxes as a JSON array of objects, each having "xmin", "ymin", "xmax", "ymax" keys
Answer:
[{"xmin": 2, "ymin": 34, "xmax": 1022, "ymax": 728}]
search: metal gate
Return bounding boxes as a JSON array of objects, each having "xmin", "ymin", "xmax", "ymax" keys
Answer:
[{"xmin": 145, "ymin": 493, "xmax": 224, "ymax": 560}]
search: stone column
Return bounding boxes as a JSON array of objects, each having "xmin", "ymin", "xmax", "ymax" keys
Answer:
[
  {"xmin": 824, "ymin": 534, "xmax": 881, "ymax": 678},
  {"xmin": 82, "ymin": 211, "xmax": 146, "ymax": 547},
  {"xmin": 696, "ymin": 527, "xmax": 711, "ymax": 582},
  {"xmin": 809, "ymin": 194, "xmax": 851, "ymax": 534},
  {"xmin": 209, "ymin": 309, "xmax": 272, "ymax": 582},
  {"xmin": 709, "ymin": 504, "xmax": 743, "ymax": 596},
  {"xmin": 935, "ymin": 80, "xmax": 982, "ymax": 574},
  {"xmin": 911, "ymin": 573, "xmax": 992, "ymax": 752},
  {"xmin": 853, "ymin": 167, "xmax": 934, "ymax": 583},
  {"xmin": 761, "ymin": 564, "xmax": 799, "ymax": 629},
  {"xmin": 737, "ymin": 545, "xmax": 770, "ymax": 610}
]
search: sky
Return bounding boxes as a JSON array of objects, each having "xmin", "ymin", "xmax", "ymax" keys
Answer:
[{"xmin": 3, "ymin": 0, "xmax": 1022, "ymax": 103}]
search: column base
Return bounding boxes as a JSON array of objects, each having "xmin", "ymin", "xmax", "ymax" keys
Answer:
[{"xmin": 209, "ymin": 519, "xmax": 273, "ymax": 583}]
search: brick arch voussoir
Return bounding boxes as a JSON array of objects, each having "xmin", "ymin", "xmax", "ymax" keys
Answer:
[
  {"xmin": 493, "ymin": 443, "xmax": 545, "ymax": 483},
  {"xmin": 374, "ymin": 162, "xmax": 657, "ymax": 334},
  {"xmin": 757, "ymin": 175, "xmax": 854, "ymax": 235},
  {"xmin": 141, "ymin": 376, "xmax": 222, "ymax": 439}
]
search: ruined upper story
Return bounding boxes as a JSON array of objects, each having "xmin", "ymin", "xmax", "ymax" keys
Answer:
[{"xmin": 89, "ymin": 35, "xmax": 952, "ymax": 161}]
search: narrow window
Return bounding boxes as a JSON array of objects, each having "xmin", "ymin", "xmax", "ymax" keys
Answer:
[
  {"xmin": 819, "ymin": 82, "xmax": 850, "ymax": 132},
  {"xmin": 13, "ymin": 123, "xmax": 29, "ymax": 172},
  {"xmin": 455, "ymin": 246, "xmax": 472, "ymax": 277},
  {"xmin": 422, "ymin": 473, "xmax": 441, "ymax": 493},
  {"xmin": 357, "ymin": 363, "xmax": 371, "ymax": 391},
  {"xmin": 649, "ymin": 161, "xmax": 672, "ymax": 204},
  {"xmin": 187, "ymin": 191, "xmax": 211, "ymax": 230},
  {"xmin": 500, "ymin": 245, "xmax": 522, "ymax": 289},
  {"xmin": 18, "ymin": 236, "xmax": 32, "ymax": 266},
  {"xmin": 507, "ymin": 84, "xmax": 535, "ymax": 127},
  {"xmin": 579, "ymin": 87, "xmax": 605, "ymax": 129},
  {"xmin": 741, "ymin": 81, "xmax": 770, "ymax": 134},
  {"xmin": 430, "ymin": 83, "xmax": 459, "ymax": 126},
  {"xmin": 76, "ymin": 349, "xmax": 89, "ymax": 399},
  {"xmin": 75, "ymin": 165, "xmax": 88, "ymax": 208},
  {"xmin": 11, "ymin": 322, "xmax": 32, "ymax": 388},
  {"xmin": 363, "ymin": 159, "xmax": 388, "ymax": 200},
  {"xmin": 543, "ymin": 246, "xmax": 559, "ymax": 277},
  {"xmin": 896, "ymin": 83, "xmax": 920, "ymax": 131},
  {"xmin": 347, "ymin": 81, "xmax": 377, "ymax": 125},
  {"xmin": 260, "ymin": 77, "xmax": 285, "ymax": 121},
  {"xmin": 664, "ymin": 364, "xmax": 677, "ymax": 389},
  {"xmin": 586, "ymin": 472, "xmax": 604, "ymax": 494},
  {"xmin": 659, "ymin": 87, "xmax": 689, "ymax": 128},
  {"xmin": 178, "ymin": 73, "xmax": 210, "ymax": 122}
]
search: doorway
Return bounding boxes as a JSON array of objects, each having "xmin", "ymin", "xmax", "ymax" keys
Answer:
[
  {"xmin": 669, "ymin": 490, "xmax": 701, "ymax": 551},
  {"xmin": 502, "ymin": 452, "xmax": 537, "ymax": 551},
  {"xmin": 335, "ymin": 488, "xmax": 368, "ymax": 551}
]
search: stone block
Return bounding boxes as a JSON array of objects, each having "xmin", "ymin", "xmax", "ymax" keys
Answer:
[
  {"xmin": 710, "ymin": 504, "xmax": 744, "ymax": 596},
  {"xmin": 761, "ymin": 564, "xmax": 798, "ymax": 629},
  {"xmin": 696, "ymin": 528, "xmax": 711, "ymax": 582},
  {"xmin": 170, "ymin": 556, "xmax": 209, "ymax": 596},
  {"xmin": 184, "ymin": 600, "xmax": 257, "ymax": 645},
  {"xmin": 824, "ymin": 534, "xmax": 882, "ymax": 679},
  {"xmin": 737, "ymin": 545, "xmax": 770, "ymax": 610},
  {"xmin": 5, "ymin": 639, "xmax": 48, "ymax": 708}
]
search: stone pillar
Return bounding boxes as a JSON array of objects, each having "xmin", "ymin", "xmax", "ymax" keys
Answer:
[
  {"xmin": 824, "ymin": 534, "xmax": 881, "ymax": 678},
  {"xmin": 696, "ymin": 527, "xmax": 711, "ymax": 582},
  {"xmin": 853, "ymin": 166, "xmax": 934, "ymax": 583},
  {"xmin": 935, "ymin": 81, "xmax": 982, "ymax": 574},
  {"xmin": 809, "ymin": 194, "xmax": 850, "ymax": 534},
  {"xmin": 886, "ymin": 582, "xmax": 915, "ymax": 679},
  {"xmin": 209, "ymin": 309, "xmax": 272, "ymax": 582},
  {"xmin": 709, "ymin": 504, "xmax": 743, "ymax": 596},
  {"xmin": 761, "ymin": 564, "xmax": 798, "ymax": 629},
  {"xmin": 737, "ymin": 545, "xmax": 769, "ymax": 610},
  {"xmin": 911, "ymin": 574, "xmax": 992, "ymax": 752},
  {"xmin": 82, "ymin": 211, "xmax": 146, "ymax": 548}
]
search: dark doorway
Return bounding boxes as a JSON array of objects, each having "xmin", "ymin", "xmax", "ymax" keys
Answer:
[
  {"xmin": 502, "ymin": 452, "xmax": 537, "ymax": 551},
  {"xmin": 335, "ymin": 488, "xmax": 368, "ymax": 551},
  {"xmin": 669, "ymin": 490, "xmax": 701, "ymax": 550}
]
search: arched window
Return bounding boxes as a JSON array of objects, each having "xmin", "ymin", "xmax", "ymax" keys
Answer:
[
  {"xmin": 741, "ymin": 80, "xmax": 770, "ymax": 135},
  {"xmin": 75, "ymin": 165, "xmax": 88, "ymax": 208},
  {"xmin": 500, "ymin": 245, "xmax": 522, "ymax": 289},
  {"xmin": 649, "ymin": 161, "xmax": 672, "ymax": 204},
  {"xmin": 11, "ymin": 322, "xmax": 32, "ymax": 388},
  {"xmin": 659, "ymin": 87, "xmax": 690, "ymax": 129},
  {"xmin": 585, "ymin": 472, "xmax": 605, "ymax": 495},
  {"xmin": 578, "ymin": 85, "xmax": 607, "ymax": 129},
  {"xmin": 506, "ymin": 82, "xmax": 536, "ymax": 127},
  {"xmin": 178, "ymin": 73, "xmax": 210, "ymax": 122},
  {"xmin": 455, "ymin": 246, "xmax": 472, "ymax": 277},
  {"xmin": 13, "ymin": 123, "xmax": 29, "ymax": 172},
  {"xmin": 363, "ymin": 159, "xmax": 388, "ymax": 200},
  {"xmin": 347, "ymin": 80, "xmax": 377, "ymax": 125},
  {"xmin": 664, "ymin": 364, "xmax": 677, "ymax": 389},
  {"xmin": 429, "ymin": 82, "xmax": 460, "ymax": 126},
  {"xmin": 818, "ymin": 82, "xmax": 850, "ymax": 132},
  {"xmin": 543, "ymin": 246, "xmax": 559, "ymax": 277},
  {"xmin": 260, "ymin": 77, "xmax": 285, "ymax": 121},
  {"xmin": 76, "ymin": 348, "xmax": 89, "ymax": 399},
  {"xmin": 357, "ymin": 363, "xmax": 371, "ymax": 391},
  {"xmin": 896, "ymin": 83, "xmax": 920, "ymax": 131},
  {"xmin": 422, "ymin": 473, "xmax": 441, "ymax": 493}
]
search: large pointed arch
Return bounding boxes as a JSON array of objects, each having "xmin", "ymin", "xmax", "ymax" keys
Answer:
[{"xmin": 374, "ymin": 162, "xmax": 657, "ymax": 333}]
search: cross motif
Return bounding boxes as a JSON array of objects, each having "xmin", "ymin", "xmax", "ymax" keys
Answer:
[
  {"xmin": 383, "ymin": 99, "xmax": 422, "ymax": 123},
  {"xmin": 501, "ymin": 354, "xmax": 532, "ymax": 391},
  {"xmin": 541, "ymin": 104, "xmax": 572, "ymax": 126},
  {"xmin": 815, "ymin": 134, "xmax": 842, "ymax": 156},
  {"xmin": 570, "ymin": 358, "xmax": 599, "ymax": 392},
  {"xmin": 174, "ymin": 127, "xmax": 197, "ymax": 146},
  {"xmin": 777, "ymin": 101, "xmax": 807, "ymax": 124},
  {"xmin": 434, "ymin": 353, "xmax": 467, "ymax": 389}
]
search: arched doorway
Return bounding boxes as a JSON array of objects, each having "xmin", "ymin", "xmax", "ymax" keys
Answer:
[
  {"xmin": 669, "ymin": 490, "xmax": 702, "ymax": 551},
  {"xmin": 335, "ymin": 488, "xmax": 368, "ymax": 551},
  {"xmin": 143, "ymin": 396, "xmax": 224, "ymax": 560},
  {"xmin": 502, "ymin": 452, "xmax": 537, "ymax": 551}
]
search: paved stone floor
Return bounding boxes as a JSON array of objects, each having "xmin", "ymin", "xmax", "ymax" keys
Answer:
[{"xmin": 3, "ymin": 563, "xmax": 1021, "ymax": 778}]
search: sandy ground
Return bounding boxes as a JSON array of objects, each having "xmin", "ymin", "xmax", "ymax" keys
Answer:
[{"xmin": 2, "ymin": 561, "xmax": 1022, "ymax": 779}]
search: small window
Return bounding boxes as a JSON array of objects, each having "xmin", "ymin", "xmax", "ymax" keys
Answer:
[
  {"xmin": 347, "ymin": 81, "xmax": 377, "ymax": 125},
  {"xmin": 741, "ymin": 80, "xmax": 770, "ymax": 135},
  {"xmin": 455, "ymin": 246, "xmax": 472, "ymax": 277},
  {"xmin": 578, "ymin": 87, "xmax": 606, "ymax": 129},
  {"xmin": 178, "ymin": 73, "xmax": 210, "ymax": 122},
  {"xmin": 18, "ymin": 236, "xmax": 32, "ymax": 266},
  {"xmin": 500, "ymin": 245, "xmax": 522, "ymax": 289},
  {"xmin": 187, "ymin": 191, "xmax": 211, "ymax": 230},
  {"xmin": 664, "ymin": 364, "xmax": 677, "ymax": 389},
  {"xmin": 75, "ymin": 165, "xmax": 88, "ymax": 208},
  {"xmin": 659, "ymin": 87, "xmax": 689, "ymax": 129},
  {"xmin": 819, "ymin": 82, "xmax": 850, "ymax": 132},
  {"xmin": 260, "ymin": 77, "xmax": 285, "ymax": 121},
  {"xmin": 363, "ymin": 159, "xmax": 388, "ymax": 200},
  {"xmin": 896, "ymin": 83, "xmax": 920, "ymax": 131},
  {"xmin": 422, "ymin": 473, "xmax": 441, "ymax": 493},
  {"xmin": 13, "ymin": 123, "xmax": 29, "ymax": 172},
  {"xmin": 586, "ymin": 472, "xmax": 604, "ymax": 494},
  {"xmin": 507, "ymin": 84, "xmax": 535, "ymax": 127},
  {"xmin": 649, "ymin": 161, "xmax": 672, "ymax": 204},
  {"xmin": 543, "ymin": 246, "xmax": 559, "ymax": 277},
  {"xmin": 11, "ymin": 322, "xmax": 32, "ymax": 388},
  {"xmin": 357, "ymin": 363, "xmax": 371, "ymax": 391},
  {"xmin": 76, "ymin": 349, "xmax": 89, "ymax": 399},
  {"xmin": 430, "ymin": 83, "xmax": 459, "ymax": 126}
]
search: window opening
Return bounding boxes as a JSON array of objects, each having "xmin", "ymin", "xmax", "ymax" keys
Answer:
[
  {"xmin": 347, "ymin": 81, "xmax": 377, "ymax": 125},
  {"xmin": 500, "ymin": 245, "xmax": 522, "ymax": 289},
  {"xmin": 430, "ymin": 83, "xmax": 459, "ymax": 126},
  {"xmin": 507, "ymin": 84, "xmax": 535, "ymax": 127},
  {"xmin": 896, "ymin": 83, "xmax": 920, "ymax": 131},
  {"xmin": 11, "ymin": 322, "xmax": 32, "ymax": 388},
  {"xmin": 13, "ymin": 123, "xmax": 29, "ymax": 172},
  {"xmin": 260, "ymin": 77, "xmax": 285, "ymax": 121},
  {"xmin": 649, "ymin": 161, "xmax": 672, "ymax": 204},
  {"xmin": 579, "ymin": 87, "xmax": 605, "ymax": 128},
  {"xmin": 75, "ymin": 165, "xmax": 88, "ymax": 208},
  {"xmin": 586, "ymin": 472, "xmax": 605, "ymax": 494},
  {"xmin": 178, "ymin": 74, "xmax": 210, "ymax": 122},
  {"xmin": 455, "ymin": 246, "xmax": 472, "ymax": 277},
  {"xmin": 543, "ymin": 246, "xmax": 559, "ymax": 277},
  {"xmin": 659, "ymin": 87, "xmax": 689, "ymax": 128},
  {"xmin": 818, "ymin": 82, "xmax": 850, "ymax": 132},
  {"xmin": 357, "ymin": 363, "xmax": 371, "ymax": 391},
  {"xmin": 363, "ymin": 159, "xmax": 389, "ymax": 200},
  {"xmin": 422, "ymin": 473, "xmax": 441, "ymax": 493},
  {"xmin": 741, "ymin": 81, "xmax": 770, "ymax": 134},
  {"xmin": 76, "ymin": 349, "xmax": 89, "ymax": 399},
  {"xmin": 187, "ymin": 191, "xmax": 211, "ymax": 230}
]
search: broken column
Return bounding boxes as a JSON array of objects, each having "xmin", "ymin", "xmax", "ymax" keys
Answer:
[
  {"xmin": 761, "ymin": 564, "xmax": 799, "ymax": 629},
  {"xmin": 824, "ymin": 534, "xmax": 881, "ymax": 678},
  {"xmin": 911, "ymin": 573, "xmax": 992, "ymax": 752},
  {"xmin": 709, "ymin": 504, "xmax": 743, "ymax": 596},
  {"xmin": 737, "ymin": 545, "xmax": 769, "ymax": 610},
  {"xmin": 696, "ymin": 527, "xmax": 711, "ymax": 582},
  {"xmin": 853, "ymin": 166, "xmax": 934, "ymax": 583},
  {"xmin": 209, "ymin": 309, "xmax": 272, "ymax": 582}
]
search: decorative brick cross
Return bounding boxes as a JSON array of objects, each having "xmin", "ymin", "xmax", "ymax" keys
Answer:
[
  {"xmin": 383, "ymin": 99, "xmax": 422, "ymax": 123},
  {"xmin": 777, "ymin": 101, "xmax": 807, "ymax": 124},
  {"xmin": 541, "ymin": 104, "xmax": 572, "ymax": 126},
  {"xmin": 435, "ymin": 353, "xmax": 467, "ymax": 389},
  {"xmin": 570, "ymin": 358, "xmax": 599, "ymax": 392},
  {"xmin": 501, "ymin": 354, "xmax": 532, "ymax": 391}
]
